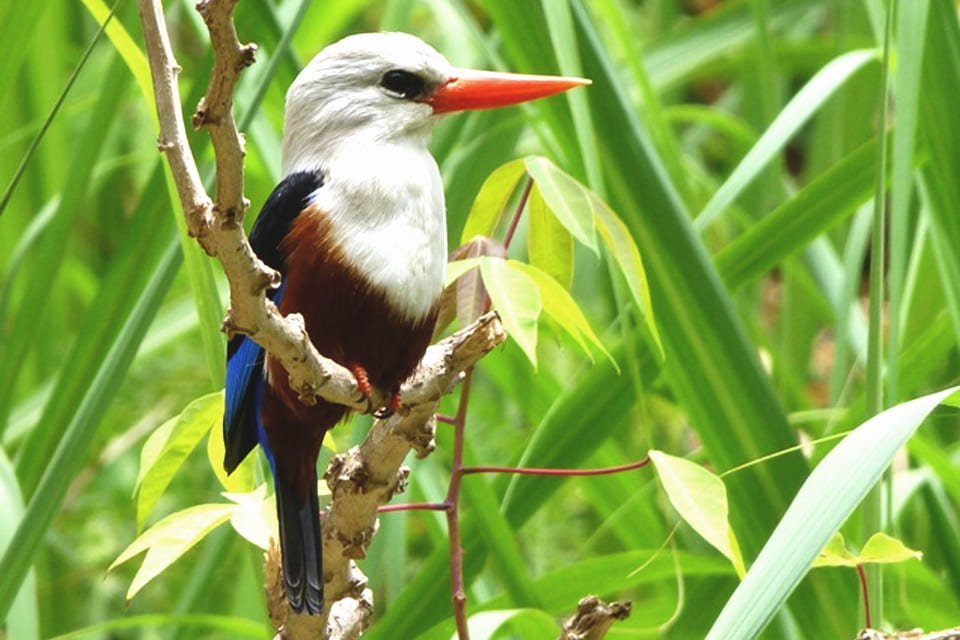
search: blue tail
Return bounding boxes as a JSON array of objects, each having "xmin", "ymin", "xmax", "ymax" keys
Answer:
[{"xmin": 275, "ymin": 470, "xmax": 324, "ymax": 614}]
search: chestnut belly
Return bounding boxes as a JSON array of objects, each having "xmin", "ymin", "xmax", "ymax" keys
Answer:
[{"xmin": 260, "ymin": 207, "xmax": 438, "ymax": 500}]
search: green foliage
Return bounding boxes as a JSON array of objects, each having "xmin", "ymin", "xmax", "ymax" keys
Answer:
[{"xmin": 3, "ymin": 1, "xmax": 960, "ymax": 639}]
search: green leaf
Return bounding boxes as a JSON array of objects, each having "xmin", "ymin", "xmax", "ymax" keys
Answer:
[
  {"xmin": 46, "ymin": 614, "xmax": 266, "ymax": 640},
  {"xmin": 444, "ymin": 257, "xmax": 483, "ymax": 287},
  {"xmin": 524, "ymin": 156, "xmax": 598, "ymax": 253},
  {"xmin": 0, "ymin": 448, "xmax": 37, "ymax": 640},
  {"xmin": 507, "ymin": 260, "xmax": 614, "ymax": 367},
  {"xmin": 706, "ymin": 386, "xmax": 960, "ymax": 640},
  {"xmin": 649, "ymin": 450, "xmax": 746, "ymax": 578},
  {"xmin": 460, "ymin": 158, "xmax": 527, "ymax": 244},
  {"xmin": 859, "ymin": 532, "xmax": 923, "ymax": 565},
  {"xmin": 523, "ymin": 155, "xmax": 659, "ymax": 354},
  {"xmin": 695, "ymin": 48, "xmax": 879, "ymax": 230},
  {"xmin": 592, "ymin": 192, "xmax": 662, "ymax": 356},
  {"xmin": 812, "ymin": 532, "xmax": 858, "ymax": 568},
  {"xmin": 136, "ymin": 391, "xmax": 224, "ymax": 530},
  {"xmin": 526, "ymin": 183, "xmax": 574, "ymax": 289},
  {"xmin": 813, "ymin": 532, "xmax": 922, "ymax": 568},
  {"xmin": 109, "ymin": 503, "xmax": 234, "ymax": 602},
  {"xmin": 479, "ymin": 257, "xmax": 542, "ymax": 367},
  {"xmin": 79, "ymin": 0, "xmax": 154, "ymax": 113},
  {"xmin": 224, "ymin": 485, "xmax": 275, "ymax": 551}
]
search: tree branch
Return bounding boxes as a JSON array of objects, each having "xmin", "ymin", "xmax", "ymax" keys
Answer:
[{"xmin": 559, "ymin": 596, "xmax": 632, "ymax": 640}]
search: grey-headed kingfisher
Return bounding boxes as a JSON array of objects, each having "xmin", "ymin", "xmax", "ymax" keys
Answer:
[{"xmin": 222, "ymin": 32, "xmax": 588, "ymax": 615}]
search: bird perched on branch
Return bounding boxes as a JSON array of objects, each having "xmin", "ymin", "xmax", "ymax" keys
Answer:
[{"xmin": 222, "ymin": 32, "xmax": 588, "ymax": 615}]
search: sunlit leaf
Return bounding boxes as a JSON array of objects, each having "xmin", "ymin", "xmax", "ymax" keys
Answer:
[
  {"xmin": 526, "ymin": 183, "xmax": 574, "ymax": 289},
  {"xmin": 460, "ymin": 158, "xmax": 527, "ymax": 244},
  {"xmin": 109, "ymin": 504, "xmax": 234, "ymax": 602},
  {"xmin": 479, "ymin": 257, "xmax": 542, "ymax": 367},
  {"xmin": 136, "ymin": 392, "xmax": 224, "ymax": 530},
  {"xmin": 224, "ymin": 485, "xmax": 275, "ymax": 551},
  {"xmin": 649, "ymin": 450, "xmax": 746, "ymax": 578},
  {"xmin": 859, "ymin": 532, "xmax": 923, "ymax": 565},
  {"xmin": 812, "ymin": 532, "xmax": 857, "ymax": 568},
  {"xmin": 707, "ymin": 386, "xmax": 960, "ymax": 639},
  {"xmin": 592, "ymin": 194, "xmax": 662, "ymax": 356},
  {"xmin": 508, "ymin": 260, "xmax": 614, "ymax": 367},
  {"xmin": 524, "ymin": 156, "xmax": 598, "ymax": 253},
  {"xmin": 206, "ymin": 416, "xmax": 255, "ymax": 493}
]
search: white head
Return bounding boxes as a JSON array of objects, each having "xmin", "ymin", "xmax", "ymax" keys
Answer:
[
  {"xmin": 282, "ymin": 33, "xmax": 452, "ymax": 174},
  {"xmin": 281, "ymin": 32, "xmax": 590, "ymax": 176}
]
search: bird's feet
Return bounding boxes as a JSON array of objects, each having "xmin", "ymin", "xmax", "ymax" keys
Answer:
[
  {"xmin": 348, "ymin": 363, "xmax": 401, "ymax": 418},
  {"xmin": 373, "ymin": 393, "xmax": 402, "ymax": 420}
]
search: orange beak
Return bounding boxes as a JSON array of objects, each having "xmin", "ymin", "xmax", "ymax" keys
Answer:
[{"xmin": 426, "ymin": 68, "xmax": 590, "ymax": 114}]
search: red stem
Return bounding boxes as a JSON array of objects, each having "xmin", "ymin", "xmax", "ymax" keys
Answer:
[
  {"xmin": 502, "ymin": 177, "xmax": 533, "ymax": 251},
  {"xmin": 447, "ymin": 369, "xmax": 474, "ymax": 640},
  {"xmin": 461, "ymin": 457, "xmax": 650, "ymax": 476},
  {"xmin": 856, "ymin": 563, "xmax": 872, "ymax": 629},
  {"xmin": 435, "ymin": 413, "xmax": 457, "ymax": 425}
]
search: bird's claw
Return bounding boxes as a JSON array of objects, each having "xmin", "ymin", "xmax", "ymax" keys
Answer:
[
  {"xmin": 349, "ymin": 363, "xmax": 401, "ymax": 417},
  {"xmin": 372, "ymin": 393, "xmax": 402, "ymax": 420}
]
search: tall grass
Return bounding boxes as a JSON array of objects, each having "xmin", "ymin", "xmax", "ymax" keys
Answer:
[{"xmin": 1, "ymin": 1, "xmax": 958, "ymax": 638}]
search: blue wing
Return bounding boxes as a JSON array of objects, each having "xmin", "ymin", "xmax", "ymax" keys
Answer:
[{"xmin": 222, "ymin": 169, "xmax": 324, "ymax": 474}]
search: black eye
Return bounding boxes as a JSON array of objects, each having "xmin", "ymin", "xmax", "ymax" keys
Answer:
[{"xmin": 380, "ymin": 69, "xmax": 426, "ymax": 100}]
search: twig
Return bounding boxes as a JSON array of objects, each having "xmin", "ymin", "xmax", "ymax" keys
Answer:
[{"xmin": 559, "ymin": 595, "xmax": 632, "ymax": 640}]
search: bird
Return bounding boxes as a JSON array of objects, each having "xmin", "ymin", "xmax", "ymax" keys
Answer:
[{"xmin": 222, "ymin": 32, "xmax": 588, "ymax": 615}]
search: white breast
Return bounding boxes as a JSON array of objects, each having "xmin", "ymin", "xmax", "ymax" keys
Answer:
[{"xmin": 307, "ymin": 142, "xmax": 447, "ymax": 322}]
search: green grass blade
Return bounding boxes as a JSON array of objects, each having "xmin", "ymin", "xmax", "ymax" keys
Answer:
[
  {"xmin": 0, "ymin": 447, "xmax": 37, "ymax": 640},
  {"xmin": 695, "ymin": 48, "xmax": 879, "ymax": 230},
  {"xmin": 705, "ymin": 387, "xmax": 959, "ymax": 639},
  {"xmin": 0, "ymin": 240, "xmax": 182, "ymax": 620},
  {"xmin": 47, "ymin": 614, "xmax": 266, "ymax": 640},
  {"xmin": 0, "ymin": 57, "xmax": 130, "ymax": 433},
  {"xmin": 0, "ymin": 2, "xmax": 116, "ymax": 218},
  {"xmin": 887, "ymin": 0, "xmax": 930, "ymax": 404}
]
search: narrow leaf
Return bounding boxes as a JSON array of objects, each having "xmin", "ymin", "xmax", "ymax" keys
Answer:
[
  {"xmin": 524, "ymin": 156, "xmax": 598, "ymax": 253},
  {"xmin": 706, "ymin": 386, "xmax": 960, "ymax": 640},
  {"xmin": 526, "ymin": 183, "xmax": 574, "ymax": 289},
  {"xmin": 508, "ymin": 260, "xmax": 614, "ymax": 367},
  {"xmin": 136, "ymin": 392, "xmax": 224, "ymax": 530},
  {"xmin": 460, "ymin": 158, "xmax": 527, "ymax": 244},
  {"xmin": 109, "ymin": 503, "xmax": 234, "ymax": 602},
  {"xmin": 592, "ymin": 194, "xmax": 661, "ymax": 355},
  {"xmin": 696, "ymin": 48, "xmax": 879, "ymax": 229},
  {"xmin": 479, "ymin": 257, "xmax": 542, "ymax": 367},
  {"xmin": 649, "ymin": 450, "xmax": 746, "ymax": 578}
]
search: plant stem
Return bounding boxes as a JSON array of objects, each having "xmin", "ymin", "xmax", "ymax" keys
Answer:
[
  {"xmin": 446, "ymin": 368, "xmax": 474, "ymax": 640},
  {"xmin": 856, "ymin": 563, "xmax": 872, "ymax": 629},
  {"xmin": 862, "ymin": 0, "xmax": 895, "ymax": 624}
]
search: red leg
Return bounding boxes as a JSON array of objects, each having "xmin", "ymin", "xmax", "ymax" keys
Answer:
[{"xmin": 348, "ymin": 363, "xmax": 373, "ymax": 400}]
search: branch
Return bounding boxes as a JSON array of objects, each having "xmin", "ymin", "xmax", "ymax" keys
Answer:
[
  {"xmin": 267, "ymin": 314, "xmax": 504, "ymax": 636},
  {"xmin": 136, "ymin": 0, "xmax": 385, "ymax": 418},
  {"xmin": 559, "ymin": 596, "xmax": 632, "ymax": 640}
]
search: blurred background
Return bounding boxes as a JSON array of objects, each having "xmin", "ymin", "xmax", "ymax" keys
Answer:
[{"xmin": 2, "ymin": 0, "xmax": 959, "ymax": 638}]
